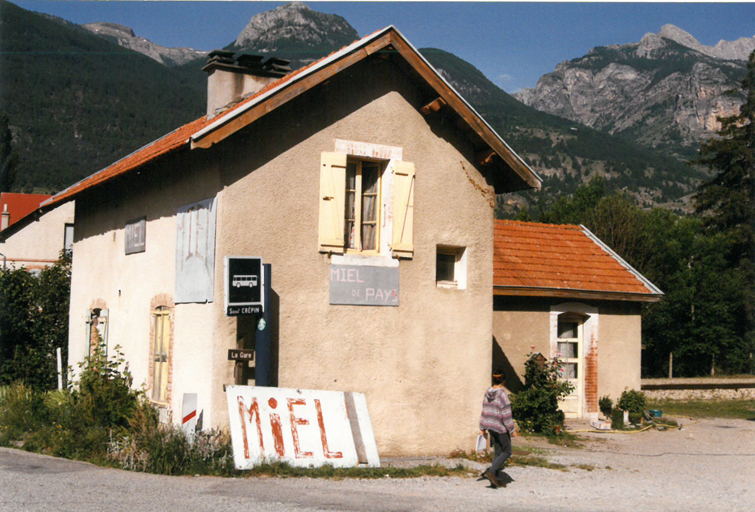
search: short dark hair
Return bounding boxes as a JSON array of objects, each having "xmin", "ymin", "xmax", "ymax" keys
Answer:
[{"xmin": 492, "ymin": 370, "xmax": 504, "ymax": 385}]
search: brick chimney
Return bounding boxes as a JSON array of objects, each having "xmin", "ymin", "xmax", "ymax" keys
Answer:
[
  {"xmin": 202, "ymin": 50, "xmax": 291, "ymax": 117},
  {"xmin": 1, "ymin": 204, "xmax": 9, "ymax": 231}
]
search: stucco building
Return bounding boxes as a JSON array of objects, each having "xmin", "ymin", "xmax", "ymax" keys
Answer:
[
  {"xmin": 43, "ymin": 27, "xmax": 542, "ymax": 455},
  {"xmin": 0, "ymin": 193, "xmax": 74, "ymax": 271},
  {"xmin": 492, "ymin": 220, "xmax": 662, "ymax": 419}
]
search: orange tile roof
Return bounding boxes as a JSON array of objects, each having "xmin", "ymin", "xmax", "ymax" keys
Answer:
[
  {"xmin": 494, "ymin": 220, "xmax": 661, "ymax": 297},
  {"xmin": 0, "ymin": 193, "xmax": 52, "ymax": 229}
]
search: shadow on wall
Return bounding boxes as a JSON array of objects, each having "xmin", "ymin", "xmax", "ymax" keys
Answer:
[
  {"xmin": 234, "ymin": 285, "xmax": 280, "ymax": 388},
  {"xmin": 493, "ymin": 336, "xmax": 523, "ymax": 392}
]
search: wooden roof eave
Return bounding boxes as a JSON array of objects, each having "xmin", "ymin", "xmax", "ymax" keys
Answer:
[{"xmin": 493, "ymin": 285, "xmax": 663, "ymax": 303}]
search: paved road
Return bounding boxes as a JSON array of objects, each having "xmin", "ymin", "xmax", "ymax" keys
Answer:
[{"xmin": 1, "ymin": 417, "xmax": 753, "ymax": 511}]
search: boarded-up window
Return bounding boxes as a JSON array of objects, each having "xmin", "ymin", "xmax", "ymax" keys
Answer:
[
  {"xmin": 175, "ymin": 198, "xmax": 217, "ymax": 303},
  {"xmin": 151, "ymin": 307, "xmax": 171, "ymax": 403},
  {"xmin": 125, "ymin": 217, "xmax": 146, "ymax": 255}
]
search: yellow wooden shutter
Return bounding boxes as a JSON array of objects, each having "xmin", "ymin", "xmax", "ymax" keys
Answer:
[
  {"xmin": 392, "ymin": 161, "xmax": 415, "ymax": 259},
  {"xmin": 319, "ymin": 152, "xmax": 348, "ymax": 253}
]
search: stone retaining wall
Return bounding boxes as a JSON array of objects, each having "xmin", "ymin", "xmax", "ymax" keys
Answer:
[{"xmin": 644, "ymin": 388, "xmax": 755, "ymax": 401}]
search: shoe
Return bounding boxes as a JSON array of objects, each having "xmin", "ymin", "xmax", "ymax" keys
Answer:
[
  {"xmin": 481, "ymin": 469, "xmax": 498, "ymax": 488},
  {"xmin": 494, "ymin": 475, "xmax": 508, "ymax": 488}
]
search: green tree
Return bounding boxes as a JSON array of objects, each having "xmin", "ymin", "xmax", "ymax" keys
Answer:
[
  {"xmin": 0, "ymin": 251, "xmax": 71, "ymax": 389},
  {"xmin": 693, "ymin": 50, "xmax": 755, "ymax": 372},
  {"xmin": 0, "ymin": 111, "xmax": 18, "ymax": 192}
]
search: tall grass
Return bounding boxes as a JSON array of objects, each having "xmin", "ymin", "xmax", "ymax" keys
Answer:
[{"xmin": 2, "ymin": 350, "xmax": 467, "ymax": 479}]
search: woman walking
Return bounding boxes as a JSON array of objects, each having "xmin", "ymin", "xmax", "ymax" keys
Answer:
[{"xmin": 479, "ymin": 370, "xmax": 516, "ymax": 488}]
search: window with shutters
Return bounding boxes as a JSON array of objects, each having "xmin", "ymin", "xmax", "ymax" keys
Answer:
[
  {"xmin": 319, "ymin": 148, "xmax": 414, "ymax": 259},
  {"xmin": 150, "ymin": 306, "xmax": 172, "ymax": 404},
  {"xmin": 346, "ymin": 160, "xmax": 382, "ymax": 253}
]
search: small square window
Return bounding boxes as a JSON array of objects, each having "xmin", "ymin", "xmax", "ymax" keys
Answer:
[{"xmin": 436, "ymin": 245, "xmax": 466, "ymax": 289}]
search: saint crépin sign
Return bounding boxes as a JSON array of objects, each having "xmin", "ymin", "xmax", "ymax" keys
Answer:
[{"xmin": 225, "ymin": 256, "xmax": 264, "ymax": 316}]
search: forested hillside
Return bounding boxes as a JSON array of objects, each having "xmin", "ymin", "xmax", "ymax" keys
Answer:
[
  {"xmin": 422, "ymin": 49, "xmax": 708, "ymax": 214},
  {"xmin": 0, "ymin": 0, "xmax": 710, "ymax": 215},
  {"xmin": 0, "ymin": 0, "xmax": 205, "ymax": 192}
]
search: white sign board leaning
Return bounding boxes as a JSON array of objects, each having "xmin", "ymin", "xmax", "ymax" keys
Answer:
[{"xmin": 226, "ymin": 386, "xmax": 380, "ymax": 469}]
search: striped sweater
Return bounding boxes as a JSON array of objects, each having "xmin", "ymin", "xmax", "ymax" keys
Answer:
[{"xmin": 479, "ymin": 387, "xmax": 515, "ymax": 434}]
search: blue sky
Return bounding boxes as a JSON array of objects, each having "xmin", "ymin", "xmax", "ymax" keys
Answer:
[{"xmin": 11, "ymin": 1, "xmax": 755, "ymax": 92}]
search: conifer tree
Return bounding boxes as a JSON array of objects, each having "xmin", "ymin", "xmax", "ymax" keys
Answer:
[
  {"xmin": 0, "ymin": 111, "xmax": 18, "ymax": 193},
  {"xmin": 694, "ymin": 50, "xmax": 755, "ymax": 372}
]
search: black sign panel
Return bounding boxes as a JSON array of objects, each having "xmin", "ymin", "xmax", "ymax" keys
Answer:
[
  {"xmin": 228, "ymin": 349, "xmax": 255, "ymax": 361},
  {"xmin": 225, "ymin": 257, "xmax": 264, "ymax": 316}
]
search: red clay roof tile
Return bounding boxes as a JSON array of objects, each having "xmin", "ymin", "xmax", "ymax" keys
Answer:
[
  {"xmin": 494, "ymin": 220, "xmax": 658, "ymax": 296},
  {"xmin": 0, "ymin": 193, "xmax": 52, "ymax": 229}
]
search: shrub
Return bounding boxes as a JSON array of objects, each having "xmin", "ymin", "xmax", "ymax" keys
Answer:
[
  {"xmin": 611, "ymin": 409, "xmax": 625, "ymax": 430},
  {"xmin": 0, "ymin": 251, "xmax": 71, "ymax": 390},
  {"xmin": 599, "ymin": 395, "xmax": 613, "ymax": 418},
  {"xmin": 618, "ymin": 389, "xmax": 647, "ymax": 414},
  {"xmin": 0, "ymin": 342, "xmax": 143, "ymax": 461},
  {"xmin": 628, "ymin": 412, "xmax": 644, "ymax": 425},
  {"xmin": 511, "ymin": 353, "xmax": 574, "ymax": 435}
]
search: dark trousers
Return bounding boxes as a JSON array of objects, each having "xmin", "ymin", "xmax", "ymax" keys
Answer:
[{"xmin": 489, "ymin": 430, "xmax": 512, "ymax": 475}]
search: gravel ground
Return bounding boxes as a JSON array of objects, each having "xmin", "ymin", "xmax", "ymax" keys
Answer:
[{"xmin": 1, "ymin": 416, "xmax": 752, "ymax": 512}]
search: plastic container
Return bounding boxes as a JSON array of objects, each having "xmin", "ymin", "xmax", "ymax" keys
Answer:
[{"xmin": 649, "ymin": 409, "xmax": 663, "ymax": 418}]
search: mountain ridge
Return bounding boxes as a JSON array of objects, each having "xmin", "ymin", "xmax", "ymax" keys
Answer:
[
  {"xmin": 0, "ymin": 1, "xmax": 715, "ymax": 215},
  {"xmin": 514, "ymin": 25, "xmax": 750, "ymax": 160},
  {"xmin": 82, "ymin": 22, "xmax": 208, "ymax": 67}
]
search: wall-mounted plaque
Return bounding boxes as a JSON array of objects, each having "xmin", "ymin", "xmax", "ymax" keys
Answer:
[
  {"xmin": 125, "ymin": 217, "xmax": 146, "ymax": 255},
  {"xmin": 330, "ymin": 265, "xmax": 399, "ymax": 306}
]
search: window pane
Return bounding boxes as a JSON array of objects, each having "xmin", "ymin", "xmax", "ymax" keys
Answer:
[
  {"xmin": 436, "ymin": 252, "xmax": 456, "ymax": 282},
  {"xmin": 557, "ymin": 342, "xmax": 578, "ymax": 359},
  {"xmin": 563, "ymin": 362, "xmax": 578, "ymax": 379},
  {"xmin": 345, "ymin": 164, "xmax": 357, "ymax": 249},
  {"xmin": 361, "ymin": 165, "xmax": 379, "ymax": 251},
  {"xmin": 558, "ymin": 321, "xmax": 578, "ymax": 339}
]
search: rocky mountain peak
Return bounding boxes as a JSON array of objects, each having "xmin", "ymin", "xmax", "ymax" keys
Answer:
[
  {"xmin": 83, "ymin": 22, "xmax": 136, "ymax": 39},
  {"xmin": 234, "ymin": 1, "xmax": 358, "ymax": 52},
  {"xmin": 515, "ymin": 24, "xmax": 749, "ymax": 161},
  {"xmin": 656, "ymin": 23, "xmax": 755, "ymax": 61},
  {"xmin": 658, "ymin": 24, "xmax": 700, "ymax": 50}
]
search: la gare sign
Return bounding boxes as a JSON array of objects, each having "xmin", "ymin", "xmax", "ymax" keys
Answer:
[{"xmin": 226, "ymin": 386, "xmax": 380, "ymax": 469}]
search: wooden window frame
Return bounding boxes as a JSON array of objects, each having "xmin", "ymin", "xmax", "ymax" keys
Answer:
[
  {"xmin": 345, "ymin": 158, "xmax": 383, "ymax": 255},
  {"xmin": 436, "ymin": 245, "xmax": 467, "ymax": 289}
]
